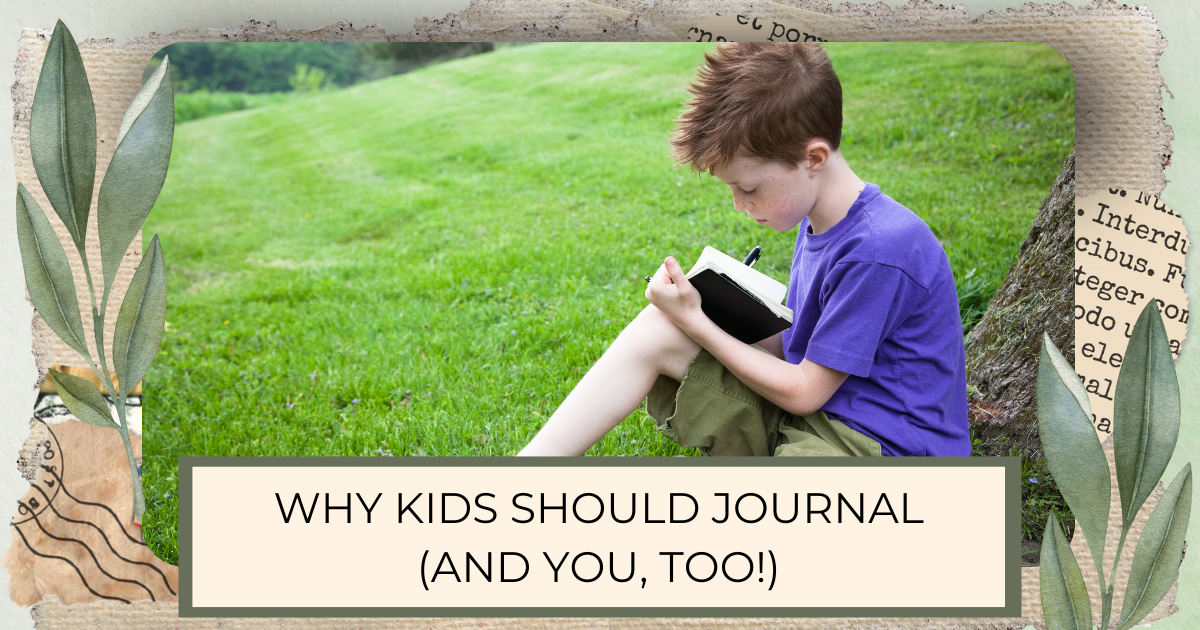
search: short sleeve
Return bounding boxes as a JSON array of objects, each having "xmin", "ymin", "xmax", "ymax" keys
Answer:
[{"xmin": 803, "ymin": 262, "xmax": 928, "ymax": 377}]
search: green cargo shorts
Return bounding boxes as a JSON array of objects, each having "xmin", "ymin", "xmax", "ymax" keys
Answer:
[{"xmin": 647, "ymin": 349, "xmax": 883, "ymax": 457}]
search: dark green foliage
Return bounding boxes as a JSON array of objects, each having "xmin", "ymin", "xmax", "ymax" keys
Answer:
[
  {"xmin": 1040, "ymin": 513, "xmax": 1092, "ymax": 630},
  {"xmin": 113, "ymin": 236, "xmax": 168, "ymax": 397},
  {"xmin": 17, "ymin": 21, "xmax": 174, "ymax": 519},
  {"xmin": 1119, "ymin": 464, "xmax": 1192, "ymax": 629},
  {"xmin": 1113, "ymin": 302, "xmax": 1181, "ymax": 531},
  {"xmin": 15, "ymin": 183, "xmax": 89, "ymax": 358},
  {"xmin": 48, "ymin": 370, "xmax": 118, "ymax": 429},
  {"xmin": 98, "ymin": 60, "xmax": 174, "ymax": 295},
  {"xmin": 153, "ymin": 42, "xmax": 360, "ymax": 93},
  {"xmin": 29, "ymin": 21, "xmax": 96, "ymax": 254},
  {"xmin": 358, "ymin": 42, "xmax": 495, "ymax": 79},
  {"xmin": 149, "ymin": 42, "xmax": 495, "ymax": 94},
  {"xmin": 1038, "ymin": 333, "xmax": 1111, "ymax": 581},
  {"xmin": 1038, "ymin": 303, "xmax": 1191, "ymax": 630}
]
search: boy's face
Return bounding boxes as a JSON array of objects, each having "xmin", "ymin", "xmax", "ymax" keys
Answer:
[{"xmin": 710, "ymin": 154, "xmax": 817, "ymax": 233}]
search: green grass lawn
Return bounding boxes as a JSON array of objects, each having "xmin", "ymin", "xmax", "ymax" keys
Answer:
[{"xmin": 142, "ymin": 42, "xmax": 1074, "ymax": 563}]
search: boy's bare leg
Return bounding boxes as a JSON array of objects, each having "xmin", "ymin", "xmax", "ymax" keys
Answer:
[{"xmin": 517, "ymin": 305, "xmax": 700, "ymax": 456}]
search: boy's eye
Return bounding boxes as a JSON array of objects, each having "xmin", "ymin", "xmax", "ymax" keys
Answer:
[{"xmin": 740, "ymin": 188, "xmax": 756, "ymax": 195}]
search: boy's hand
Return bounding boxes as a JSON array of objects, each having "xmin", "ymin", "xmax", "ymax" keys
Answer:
[{"xmin": 645, "ymin": 256, "xmax": 707, "ymax": 333}]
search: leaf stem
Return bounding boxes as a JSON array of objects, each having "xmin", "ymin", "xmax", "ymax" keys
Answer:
[
  {"xmin": 114, "ymin": 398, "xmax": 145, "ymax": 516},
  {"xmin": 64, "ymin": 345, "xmax": 143, "ymax": 519},
  {"xmin": 78, "ymin": 243, "xmax": 143, "ymax": 519},
  {"xmin": 1102, "ymin": 525, "xmax": 1132, "ymax": 629},
  {"xmin": 77, "ymin": 244, "xmax": 119, "ymax": 397}
]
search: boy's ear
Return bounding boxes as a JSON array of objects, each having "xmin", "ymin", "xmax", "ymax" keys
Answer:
[{"xmin": 803, "ymin": 139, "xmax": 833, "ymax": 172}]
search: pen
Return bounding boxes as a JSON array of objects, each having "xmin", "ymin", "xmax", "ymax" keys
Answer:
[
  {"xmin": 647, "ymin": 246, "xmax": 761, "ymax": 282},
  {"xmin": 743, "ymin": 246, "xmax": 761, "ymax": 268}
]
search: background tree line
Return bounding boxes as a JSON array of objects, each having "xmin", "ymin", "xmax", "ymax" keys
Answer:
[{"xmin": 146, "ymin": 42, "xmax": 496, "ymax": 93}]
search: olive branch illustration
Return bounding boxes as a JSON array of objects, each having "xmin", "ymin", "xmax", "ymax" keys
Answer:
[
  {"xmin": 16, "ymin": 21, "xmax": 174, "ymax": 518},
  {"xmin": 1037, "ymin": 302, "xmax": 1191, "ymax": 629}
]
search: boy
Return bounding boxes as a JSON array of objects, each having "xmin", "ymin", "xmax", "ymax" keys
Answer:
[{"xmin": 518, "ymin": 42, "xmax": 970, "ymax": 458}]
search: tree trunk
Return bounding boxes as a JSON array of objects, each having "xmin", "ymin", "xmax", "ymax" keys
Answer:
[{"xmin": 965, "ymin": 149, "xmax": 1075, "ymax": 456}]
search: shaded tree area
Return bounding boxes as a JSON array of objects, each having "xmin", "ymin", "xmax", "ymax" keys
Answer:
[
  {"xmin": 965, "ymin": 149, "xmax": 1076, "ymax": 456},
  {"xmin": 148, "ymin": 42, "xmax": 495, "ymax": 93},
  {"xmin": 359, "ymin": 42, "xmax": 496, "ymax": 79}
]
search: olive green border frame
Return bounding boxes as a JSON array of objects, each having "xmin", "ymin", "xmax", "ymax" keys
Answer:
[{"xmin": 178, "ymin": 456, "xmax": 1021, "ymax": 618}]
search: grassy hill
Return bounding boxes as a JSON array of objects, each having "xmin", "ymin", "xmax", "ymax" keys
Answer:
[{"xmin": 142, "ymin": 42, "xmax": 1074, "ymax": 562}]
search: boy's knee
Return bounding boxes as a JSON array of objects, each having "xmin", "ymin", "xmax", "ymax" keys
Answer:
[
  {"xmin": 634, "ymin": 303, "xmax": 672, "ymax": 326},
  {"xmin": 629, "ymin": 305, "xmax": 699, "ymax": 378},
  {"xmin": 631, "ymin": 305, "xmax": 683, "ymax": 341}
]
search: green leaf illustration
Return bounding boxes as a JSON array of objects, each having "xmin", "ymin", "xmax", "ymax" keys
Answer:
[
  {"xmin": 48, "ymin": 370, "xmax": 117, "ymax": 429},
  {"xmin": 97, "ymin": 57, "xmax": 174, "ymax": 295},
  {"xmin": 1045, "ymin": 332, "xmax": 1094, "ymax": 420},
  {"xmin": 29, "ymin": 20, "xmax": 96, "ymax": 253},
  {"xmin": 1113, "ymin": 302, "xmax": 1180, "ymax": 530},
  {"xmin": 15, "ymin": 183, "xmax": 89, "ymax": 359},
  {"xmin": 21, "ymin": 20, "xmax": 165, "ymax": 520},
  {"xmin": 1038, "ymin": 333, "xmax": 1111, "ymax": 584},
  {"xmin": 112, "ymin": 235, "xmax": 166, "ymax": 396},
  {"xmin": 1039, "ymin": 512, "xmax": 1093, "ymax": 630},
  {"xmin": 1118, "ymin": 464, "xmax": 1192, "ymax": 630}
]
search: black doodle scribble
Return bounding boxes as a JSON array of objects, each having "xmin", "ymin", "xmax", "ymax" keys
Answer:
[
  {"xmin": 10, "ymin": 417, "xmax": 175, "ymax": 603},
  {"xmin": 29, "ymin": 483, "xmax": 176, "ymax": 596},
  {"xmin": 40, "ymin": 463, "xmax": 147, "ymax": 548},
  {"xmin": 11, "ymin": 421, "xmax": 63, "ymax": 525},
  {"xmin": 14, "ymin": 499, "xmax": 156, "ymax": 601},
  {"xmin": 10, "ymin": 523, "xmax": 131, "ymax": 604}
]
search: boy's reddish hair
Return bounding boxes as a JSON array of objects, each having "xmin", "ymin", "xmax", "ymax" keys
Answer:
[{"xmin": 670, "ymin": 42, "xmax": 843, "ymax": 173}]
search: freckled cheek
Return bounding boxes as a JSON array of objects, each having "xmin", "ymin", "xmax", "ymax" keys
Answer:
[{"xmin": 756, "ymin": 199, "xmax": 781, "ymax": 218}]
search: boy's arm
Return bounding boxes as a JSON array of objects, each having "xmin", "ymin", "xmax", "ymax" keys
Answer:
[
  {"xmin": 755, "ymin": 331, "xmax": 786, "ymax": 360},
  {"xmin": 647, "ymin": 258, "xmax": 848, "ymax": 416}
]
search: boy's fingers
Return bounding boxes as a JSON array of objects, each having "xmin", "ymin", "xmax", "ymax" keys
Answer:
[
  {"xmin": 664, "ymin": 256, "xmax": 690, "ymax": 288},
  {"xmin": 664, "ymin": 256, "xmax": 685, "ymax": 282},
  {"xmin": 654, "ymin": 263, "xmax": 673, "ymax": 284}
]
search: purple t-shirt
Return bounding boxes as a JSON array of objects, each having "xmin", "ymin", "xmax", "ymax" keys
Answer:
[{"xmin": 782, "ymin": 183, "xmax": 970, "ymax": 456}]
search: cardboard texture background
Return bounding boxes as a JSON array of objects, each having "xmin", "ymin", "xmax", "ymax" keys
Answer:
[{"xmin": 2, "ymin": 0, "xmax": 1198, "ymax": 628}]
